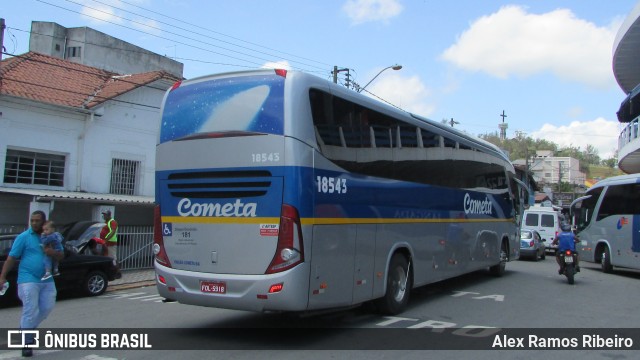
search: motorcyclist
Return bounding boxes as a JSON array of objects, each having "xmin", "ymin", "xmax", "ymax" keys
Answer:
[{"xmin": 553, "ymin": 223, "xmax": 580, "ymax": 274}]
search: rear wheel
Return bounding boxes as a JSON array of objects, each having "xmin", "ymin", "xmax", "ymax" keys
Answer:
[
  {"xmin": 375, "ymin": 253, "xmax": 411, "ymax": 315},
  {"xmin": 566, "ymin": 264, "xmax": 575, "ymax": 284},
  {"xmin": 601, "ymin": 246, "xmax": 613, "ymax": 273},
  {"xmin": 489, "ymin": 241, "xmax": 507, "ymax": 276}
]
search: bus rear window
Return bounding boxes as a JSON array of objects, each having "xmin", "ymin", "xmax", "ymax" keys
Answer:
[{"xmin": 159, "ymin": 74, "xmax": 285, "ymax": 143}]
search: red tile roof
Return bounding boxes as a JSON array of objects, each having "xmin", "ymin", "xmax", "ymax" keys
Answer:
[{"xmin": 0, "ymin": 52, "xmax": 180, "ymax": 109}]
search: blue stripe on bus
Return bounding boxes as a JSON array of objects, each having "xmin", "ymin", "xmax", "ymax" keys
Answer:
[{"xmin": 156, "ymin": 166, "xmax": 514, "ymax": 221}]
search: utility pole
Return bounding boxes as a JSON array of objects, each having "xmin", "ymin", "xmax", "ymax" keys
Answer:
[
  {"xmin": 0, "ymin": 18, "xmax": 5, "ymax": 62},
  {"xmin": 0, "ymin": 18, "xmax": 5, "ymax": 88},
  {"xmin": 332, "ymin": 66, "xmax": 351, "ymax": 89}
]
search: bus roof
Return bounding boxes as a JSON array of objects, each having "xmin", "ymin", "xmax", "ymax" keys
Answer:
[
  {"xmin": 287, "ymin": 71, "xmax": 513, "ymax": 167},
  {"xmin": 589, "ymin": 173, "xmax": 640, "ymax": 190},
  {"xmin": 175, "ymin": 69, "xmax": 513, "ymax": 170}
]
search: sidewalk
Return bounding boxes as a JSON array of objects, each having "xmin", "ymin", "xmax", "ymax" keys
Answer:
[{"xmin": 107, "ymin": 268, "xmax": 156, "ymax": 292}]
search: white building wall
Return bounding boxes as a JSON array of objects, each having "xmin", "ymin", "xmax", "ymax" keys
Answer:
[
  {"xmin": 528, "ymin": 156, "xmax": 585, "ymax": 186},
  {"xmin": 0, "ymin": 97, "xmax": 85, "ymax": 192},
  {"xmin": 0, "ymin": 83, "xmax": 167, "ymax": 197}
]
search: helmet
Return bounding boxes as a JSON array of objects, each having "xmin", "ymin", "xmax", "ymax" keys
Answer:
[{"xmin": 561, "ymin": 223, "xmax": 571, "ymax": 232}]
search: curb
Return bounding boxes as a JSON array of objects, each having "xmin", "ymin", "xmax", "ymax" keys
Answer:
[{"xmin": 107, "ymin": 280, "xmax": 156, "ymax": 292}]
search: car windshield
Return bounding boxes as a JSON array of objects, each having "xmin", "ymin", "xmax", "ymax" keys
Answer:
[{"xmin": 520, "ymin": 231, "xmax": 532, "ymax": 240}]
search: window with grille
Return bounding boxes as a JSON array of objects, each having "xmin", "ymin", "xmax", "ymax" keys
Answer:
[
  {"xmin": 110, "ymin": 158, "xmax": 139, "ymax": 195},
  {"xmin": 3, "ymin": 149, "xmax": 65, "ymax": 187}
]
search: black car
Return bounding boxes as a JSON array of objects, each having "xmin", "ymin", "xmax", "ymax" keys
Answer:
[{"xmin": 0, "ymin": 232, "xmax": 119, "ymax": 305}]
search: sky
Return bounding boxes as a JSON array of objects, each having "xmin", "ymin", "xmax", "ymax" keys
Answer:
[{"xmin": 2, "ymin": 0, "xmax": 638, "ymax": 160}]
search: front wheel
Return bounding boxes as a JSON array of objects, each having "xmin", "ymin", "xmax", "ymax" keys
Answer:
[
  {"xmin": 375, "ymin": 253, "xmax": 411, "ymax": 315},
  {"xmin": 84, "ymin": 270, "xmax": 108, "ymax": 296},
  {"xmin": 601, "ymin": 246, "xmax": 613, "ymax": 273}
]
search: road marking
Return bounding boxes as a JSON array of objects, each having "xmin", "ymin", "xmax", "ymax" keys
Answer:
[
  {"xmin": 0, "ymin": 350, "xmax": 62, "ymax": 359},
  {"xmin": 102, "ymin": 292, "xmax": 147, "ymax": 299},
  {"xmin": 128, "ymin": 294, "xmax": 162, "ymax": 300},
  {"xmin": 80, "ymin": 355, "xmax": 119, "ymax": 360}
]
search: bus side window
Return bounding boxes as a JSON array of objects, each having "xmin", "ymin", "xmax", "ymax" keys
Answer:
[{"xmin": 597, "ymin": 183, "xmax": 640, "ymax": 221}]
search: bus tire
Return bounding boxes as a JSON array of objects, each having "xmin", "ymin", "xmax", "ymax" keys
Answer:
[
  {"xmin": 489, "ymin": 240, "xmax": 507, "ymax": 277},
  {"xmin": 601, "ymin": 246, "xmax": 613, "ymax": 273},
  {"xmin": 375, "ymin": 253, "xmax": 411, "ymax": 315}
]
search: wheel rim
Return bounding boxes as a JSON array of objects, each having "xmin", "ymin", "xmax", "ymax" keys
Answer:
[
  {"xmin": 88, "ymin": 275, "xmax": 105, "ymax": 294},
  {"xmin": 499, "ymin": 248, "xmax": 507, "ymax": 269},
  {"xmin": 391, "ymin": 265, "xmax": 407, "ymax": 303}
]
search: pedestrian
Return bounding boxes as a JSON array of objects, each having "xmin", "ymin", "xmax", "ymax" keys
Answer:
[
  {"xmin": 100, "ymin": 210, "xmax": 120, "ymax": 271},
  {"xmin": 0, "ymin": 210, "xmax": 64, "ymax": 357},
  {"xmin": 40, "ymin": 221, "xmax": 64, "ymax": 280}
]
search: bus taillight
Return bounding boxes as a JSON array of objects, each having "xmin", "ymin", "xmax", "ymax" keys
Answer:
[
  {"xmin": 266, "ymin": 204, "xmax": 304, "ymax": 274},
  {"xmin": 169, "ymin": 80, "xmax": 182, "ymax": 92},
  {"xmin": 274, "ymin": 69, "xmax": 287, "ymax": 77},
  {"xmin": 153, "ymin": 205, "xmax": 172, "ymax": 268}
]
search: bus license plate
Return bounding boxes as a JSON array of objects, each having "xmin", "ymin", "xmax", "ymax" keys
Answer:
[
  {"xmin": 564, "ymin": 256, "xmax": 573, "ymax": 264},
  {"xmin": 200, "ymin": 281, "xmax": 226, "ymax": 294}
]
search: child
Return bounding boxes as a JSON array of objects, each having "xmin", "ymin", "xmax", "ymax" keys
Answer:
[{"xmin": 41, "ymin": 221, "xmax": 64, "ymax": 280}]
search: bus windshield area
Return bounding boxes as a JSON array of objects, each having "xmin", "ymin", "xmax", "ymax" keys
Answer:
[{"xmin": 159, "ymin": 74, "xmax": 284, "ymax": 143}]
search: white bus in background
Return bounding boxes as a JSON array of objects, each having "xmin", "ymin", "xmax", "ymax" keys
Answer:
[
  {"xmin": 571, "ymin": 174, "xmax": 640, "ymax": 273},
  {"xmin": 153, "ymin": 69, "xmax": 520, "ymax": 315}
]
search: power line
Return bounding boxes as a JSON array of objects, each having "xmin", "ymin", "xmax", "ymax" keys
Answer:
[
  {"xmin": 86, "ymin": 0, "xmax": 331, "ymax": 71},
  {"xmin": 2, "ymin": 76, "xmax": 162, "ymax": 109},
  {"xmin": 2, "ymin": 51, "xmax": 174, "ymax": 93},
  {"xmin": 33, "ymin": 0, "xmax": 328, "ymax": 75}
]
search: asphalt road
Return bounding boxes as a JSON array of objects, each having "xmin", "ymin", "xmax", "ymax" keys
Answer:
[{"xmin": 1, "ymin": 256, "xmax": 639, "ymax": 359}]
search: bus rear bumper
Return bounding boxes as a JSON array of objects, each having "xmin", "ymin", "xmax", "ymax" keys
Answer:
[{"xmin": 154, "ymin": 261, "xmax": 311, "ymax": 312}]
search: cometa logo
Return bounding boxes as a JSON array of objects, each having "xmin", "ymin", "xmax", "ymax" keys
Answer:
[
  {"xmin": 463, "ymin": 193, "xmax": 493, "ymax": 215},
  {"xmin": 177, "ymin": 198, "xmax": 257, "ymax": 217}
]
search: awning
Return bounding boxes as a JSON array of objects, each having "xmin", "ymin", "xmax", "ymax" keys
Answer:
[{"xmin": 0, "ymin": 187, "xmax": 154, "ymax": 205}]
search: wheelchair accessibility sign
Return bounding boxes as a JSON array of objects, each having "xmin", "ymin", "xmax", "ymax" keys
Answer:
[{"xmin": 162, "ymin": 223, "xmax": 172, "ymax": 236}]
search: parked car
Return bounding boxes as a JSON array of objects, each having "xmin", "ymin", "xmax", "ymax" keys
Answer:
[
  {"xmin": 63, "ymin": 222, "xmax": 104, "ymax": 251},
  {"xmin": 0, "ymin": 232, "xmax": 119, "ymax": 306},
  {"xmin": 519, "ymin": 229, "xmax": 546, "ymax": 261}
]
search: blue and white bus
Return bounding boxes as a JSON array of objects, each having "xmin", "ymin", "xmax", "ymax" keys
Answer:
[
  {"xmin": 153, "ymin": 69, "xmax": 520, "ymax": 314},
  {"xmin": 571, "ymin": 174, "xmax": 640, "ymax": 273}
]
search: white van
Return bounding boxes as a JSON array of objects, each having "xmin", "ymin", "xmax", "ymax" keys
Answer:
[{"xmin": 522, "ymin": 207, "xmax": 562, "ymax": 253}]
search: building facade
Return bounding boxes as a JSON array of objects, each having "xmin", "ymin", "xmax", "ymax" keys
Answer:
[
  {"xmin": 0, "ymin": 22, "xmax": 182, "ymax": 230},
  {"xmin": 513, "ymin": 150, "xmax": 586, "ymax": 188},
  {"xmin": 613, "ymin": 2, "xmax": 640, "ymax": 174},
  {"xmin": 29, "ymin": 21, "xmax": 183, "ymax": 79}
]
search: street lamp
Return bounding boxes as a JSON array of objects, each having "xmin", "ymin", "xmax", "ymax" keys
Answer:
[{"xmin": 357, "ymin": 64, "xmax": 402, "ymax": 93}]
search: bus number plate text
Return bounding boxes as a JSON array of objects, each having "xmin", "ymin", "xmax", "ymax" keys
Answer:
[
  {"xmin": 317, "ymin": 176, "xmax": 347, "ymax": 194},
  {"xmin": 200, "ymin": 281, "xmax": 226, "ymax": 294}
]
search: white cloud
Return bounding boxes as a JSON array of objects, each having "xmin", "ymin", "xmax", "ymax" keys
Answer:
[
  {"xmin": 366, "ymin": 74, "xmax": 435, "ymax": 117},
  {"xmin": 342, "ymin": 0, "xmax": 403, "ymax": 25},
  {"xmin": 261, "ymin": 61, "xmax": 293, "ymax": 70},
  {"xmin": 80, "ymin": 3, "xmax": 122, "ymax": 24},
  {"xmin": 441, "ymin": 5, "xmax": 621, "ymax": 88},
  {"xmin": 530, "ymin": 118, "xmax": 620, "ymax": 159}
]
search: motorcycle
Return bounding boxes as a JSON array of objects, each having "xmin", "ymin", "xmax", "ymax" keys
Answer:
[{"xmin": 559, "ymin": 249, "xmax": 577, "ymax": 284}]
